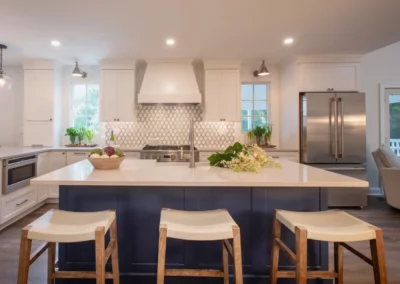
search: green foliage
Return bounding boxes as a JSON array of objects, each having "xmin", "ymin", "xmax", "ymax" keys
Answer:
[
  {"xmin": 65, "ymin": 127, "xmax": 79, "ymax": 144},
  {"xmin": 390, "ymin": 102, "xmax": 400, "ymax": 139},
  {"xmin": 252, "ymin": 126, "xmax": 266, "ymax": 138},
  {"xmin": 265, "ymin": 124, "xmax": 273, "ymax": 144},
  {"xmin": 83, "ymin": 128, "xmax": 95, "ymax": 144},
  {"xmin": 207, "ymin": 142, "xmax": 243, "ymax": 167}
]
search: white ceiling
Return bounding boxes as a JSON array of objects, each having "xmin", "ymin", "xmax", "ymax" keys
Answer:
[{"xmin": 2, "ymin": 0, "xmax": 400, "ymax": 65}]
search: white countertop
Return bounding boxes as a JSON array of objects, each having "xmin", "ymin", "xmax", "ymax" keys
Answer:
[
  {"xmin": 31, "ymin": 158, "xmax": 368, "ymax": 188},
  {"xmin": 0, "ymin": 146, "xmax": 298, "ymax": 160}
]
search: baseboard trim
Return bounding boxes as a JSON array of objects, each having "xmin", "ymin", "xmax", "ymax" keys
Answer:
[
  {"xmin": 0, "ymin": 201, "xmax": 46, "ymax": 232},
  {"xmin": 46, "ymin": 198, "xmax": 59, "ymax": 204},
  {"xmin": 369, "ymin": 187, "xmax": 384, "ymax": 196}
]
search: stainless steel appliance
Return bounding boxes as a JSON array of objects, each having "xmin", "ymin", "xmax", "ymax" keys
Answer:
[
  {"xmin": 140, "ymin": 145, "xmax": 200, "ymax": 163},
  {"xmin": 300, "ymin": 92, "xmax": 368, "ymax": 207},
  {"xmin": 2, "ymin": 154, "xmax": 37, "ymax": 194}
]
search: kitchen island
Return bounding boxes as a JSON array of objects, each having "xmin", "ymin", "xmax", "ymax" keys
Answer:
[{"xmin": 31, "ymin": 159, "xmax": 368, "ymax": 284}]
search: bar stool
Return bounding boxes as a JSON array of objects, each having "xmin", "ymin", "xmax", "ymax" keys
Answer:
[
  {"xmin": 17, "ymin": 209, "xmax": 120, "ymax": 284},
  {"xmin": 270, "ymin": 209, "xmax": 388, "ymax": 284},
  {"xmin": 157, "ymin": 208, "xmax": 243, "ymax": 284}
]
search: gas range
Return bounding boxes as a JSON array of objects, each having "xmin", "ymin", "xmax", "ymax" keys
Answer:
[{"xmin": 140, "ymin": 145, "xmax": 200, "ymax": 162}]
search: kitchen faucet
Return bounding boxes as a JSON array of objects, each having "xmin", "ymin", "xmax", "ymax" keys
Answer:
[{"xmin": 189, "ymin": 118, "xmax": 195, "ymax": 168}]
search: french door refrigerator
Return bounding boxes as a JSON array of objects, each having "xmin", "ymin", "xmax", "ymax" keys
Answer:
[{"xmin": 300, "ymin": 92, "xmax": 368, "ymax": 207}]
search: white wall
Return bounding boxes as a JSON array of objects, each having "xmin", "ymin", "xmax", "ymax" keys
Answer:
[
  {"xmin": 0, "ymin": 67, "xmax": 24, "ymax": 146},
  {"xmin": 61, "ymin": 65, "xmax": 101, "ymax": 144},
  {"xmin": 240, "ymin": 63, "xmax": 281, "ymax": 146},
  {"xmin": 360, "ymin": 41, "xmax": 400, "ymax": 187},
  {"xmin": 278, "ymin": 60, "xmax": 299, "ymax": 149}
]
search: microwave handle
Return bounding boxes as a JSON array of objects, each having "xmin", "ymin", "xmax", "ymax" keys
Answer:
[{"xmin": 6, "ymin": 159, "xmax": 37, "ymax": 170}]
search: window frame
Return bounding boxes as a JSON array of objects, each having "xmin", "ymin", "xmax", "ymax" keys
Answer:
[
  {"xmin": 69, "ymin": 83, "xmax": 100, "ymax": 131},
  {"xmin": 241, "ymin": 83, "xmax": 270, "ymax": 132}
]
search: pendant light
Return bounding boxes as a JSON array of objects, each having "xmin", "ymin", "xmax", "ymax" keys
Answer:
[
  {"xmin": 253, "ymin": 60, "xmax": 269, "ymax": 77},
  {"xmin": 71, "ymin": 61, "xmax": 87, "ymax": 78},
  {"xmin": 0, "ymin": 44, "xmax": 12, "ymax": 90}
]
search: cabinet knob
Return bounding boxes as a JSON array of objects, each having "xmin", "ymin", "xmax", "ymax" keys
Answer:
[{"xmin": 50, "ymin": 118, "xmax": 53, "ymax": 121}]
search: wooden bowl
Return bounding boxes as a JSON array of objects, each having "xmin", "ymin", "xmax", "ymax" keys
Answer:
[{"xmin": 87, "ymin": 156, "xmax": 125, "ymax": 170}]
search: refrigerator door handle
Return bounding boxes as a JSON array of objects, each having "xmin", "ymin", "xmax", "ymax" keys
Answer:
[
  {"xmin": 331, "ymin": 98, "xmax": 338, "ymax": 158},
  {"xmin": 338, "ymin": 98, "xmax": 345, "ymax": 158}
]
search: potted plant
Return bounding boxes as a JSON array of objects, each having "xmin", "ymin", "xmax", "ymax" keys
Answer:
[
  {"xmin": 77, "ymin": 126, "xmax": 86, "ymax": 145},
  {"xmin": 247, "ymin": 130, "xmax": 254, "ymax": 144},
  {"xmin": 84, "ymin": 128, "xmax": 95, "ymax": 145},
  {"xmin": 65, "ymin": 127, "xmax": 79, "ymax": 145},
  {"xmin": 253, "ymin": 126, "xmax": 266, "ymax": 146},
  {"xmin": 264, "ymin": 124, "xmax": 273, "ymax": 145}
]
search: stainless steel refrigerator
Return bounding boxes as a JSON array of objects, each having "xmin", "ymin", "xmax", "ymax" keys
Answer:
[{"xmin": 300, "ymin": 92, "xmax": 368, "ymax": 207}]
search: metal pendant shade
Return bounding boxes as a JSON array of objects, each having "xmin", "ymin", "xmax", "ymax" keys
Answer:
[
  {"xmin": 0, "ymin": 44, "xmax": 12, "ymax": 90},
  {"xmin": 253, "ymin": 60, "xmax": 269, "ymax": 77},
  {"xmin": 71, "ymin": 62, "xmax": 84, "ymax": 77}
]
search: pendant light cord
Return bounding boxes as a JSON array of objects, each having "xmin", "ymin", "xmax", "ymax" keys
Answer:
[{"xmin": 0, "ymin": 47, "xmax": 3, "ymax": 74}]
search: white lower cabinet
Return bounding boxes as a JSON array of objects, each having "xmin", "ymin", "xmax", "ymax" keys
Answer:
[
  {"xmin": 67, "ymin": 152, "xmax": 90, "ymax": 165},
  {"xmin": 1, "ymin": 185, "xmax": 37, "ymax": 224},
  {"xmin": 49, "ymin": 151, "xmax": 67, "ymax": 198},
  {"xmin": 266, "ymin": 151, "xmax": 299, "ymax": 162}
]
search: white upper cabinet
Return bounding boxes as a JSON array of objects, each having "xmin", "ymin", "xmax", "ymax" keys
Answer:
[
  {"xmin": 298, "ymin": 63, "xmax": 359, "ymax": 92},
  {"xmin": 100, "ymin": 69, "xmax": 135, "ymax": 122},
  {"xmin": 24, "ymin": 70, "xmax": 54, "ymax": 121},
  {"xmin": 23, "ymin": 121, "xmax": 53, "ymax": 146},
  {"xmin": 204, "ymin": 68, "xmax": 240, "ymax": 122}
]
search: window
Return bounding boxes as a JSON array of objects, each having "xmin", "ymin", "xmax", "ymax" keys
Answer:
[
  {"xmin": 70, "ymin": 84, "xmax": 100, "ymax": 130},
  {"xmin": 241, "ymin": 84, "xmax": 269, "ymax": 132}
]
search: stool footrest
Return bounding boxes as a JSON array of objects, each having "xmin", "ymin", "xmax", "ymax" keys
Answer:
[
  {"xmin": 165, "ymin": 269, "xmax": 224, "ymax": 277},
  {"xmin": 277, "ymin": 270, "xmax": 338, "ymax": 279},
  {"xmin": 52, "ymin": 271, "xmax": 114, "ymax": 279}
]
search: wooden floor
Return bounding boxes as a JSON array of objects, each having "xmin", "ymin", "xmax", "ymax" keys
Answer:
[{"xmin": 0, "ymin": 198, "xmax": 399, "ymax": 283}]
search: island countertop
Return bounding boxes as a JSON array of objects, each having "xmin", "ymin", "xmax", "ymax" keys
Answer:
[{"xmin": 31, "ymin": 158, "xmax": 368, "ymax": 187}]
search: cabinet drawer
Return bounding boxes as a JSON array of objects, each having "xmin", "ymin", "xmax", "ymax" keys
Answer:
[{"xmin": 1, "ymin": 188, "xmax": 37, "ymax": 224}]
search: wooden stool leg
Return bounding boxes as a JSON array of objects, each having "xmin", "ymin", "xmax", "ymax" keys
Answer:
[
  {"xmin": 222, "ymin": 241, "xmax": 229, "ymax": 284},
  {"xmin": 47, "ymin": 242, "xmax": 56, "ymax": 284},
  {"xmin": 334, "ymin": 242, "xmax": 344, "ymax": 284},
  {"xmin": 17, "ymin": 228, "xmax": 32, "ymax": 284},
  {"xmin": 295, "ymin": 226, "xmax": 307, "ymax": 284},
  {"xmin": 95, "ymin": 227, "xmax": 106, "ymax": 284},
  {"xmin": 270, "ymin": 211, "xmax": 282, "ymax": 284},
  {"xmin": 232, "ymin": 226, "xmax": 243, "ymax": 284},
  {"xmin": 110, "ymin": 219, "xmax": 120, "ymax": 284},
  {"xmin": 157, "ymin": 225, "xmax": 167, "ymax": 284},
  {"xmin": 370, "ymin": 228, "xmax": 388, "ymax": 284}
]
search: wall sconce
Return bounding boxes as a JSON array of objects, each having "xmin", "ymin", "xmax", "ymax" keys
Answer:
[{"xmin": 253, "ymin": 60, "xmax": 269, "ymax": 77}]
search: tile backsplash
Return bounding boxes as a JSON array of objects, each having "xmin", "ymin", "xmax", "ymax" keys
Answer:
[{"xmin": 104, "ymin": 104, "xmax": 239, "ymax": 149}]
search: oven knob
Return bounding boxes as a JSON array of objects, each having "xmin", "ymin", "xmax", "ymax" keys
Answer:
[{"xmin": 171, "ymin": 154, "xmax": 176, "ymax": 161}]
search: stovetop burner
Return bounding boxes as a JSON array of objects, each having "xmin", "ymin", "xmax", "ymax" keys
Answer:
[{"xmin": 142, "ymin": 145, "xmax": 197, "ymax": 151}]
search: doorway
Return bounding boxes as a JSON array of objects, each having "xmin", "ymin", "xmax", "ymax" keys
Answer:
[{"xmin": 381, "ymin": 86, "xmax": 400, "ymax": 155}]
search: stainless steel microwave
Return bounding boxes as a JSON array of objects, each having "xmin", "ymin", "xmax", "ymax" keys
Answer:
[{"xmin": 2, "ymin": 155, "xmax": 37, "ymax": 195}]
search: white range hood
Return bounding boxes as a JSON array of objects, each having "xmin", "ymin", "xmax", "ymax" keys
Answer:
[{"xmin": 138, "ymin": 60, "xmax": 202, "ymax": 104}]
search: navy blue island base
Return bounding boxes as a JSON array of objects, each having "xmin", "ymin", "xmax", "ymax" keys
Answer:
[{"xmin": 57, "ymin": 185, "xmax": 332, "ymax": 284}]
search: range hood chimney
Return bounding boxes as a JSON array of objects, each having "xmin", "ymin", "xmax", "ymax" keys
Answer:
[{"xmin": 138, "ymin": 60, "xmax": 202, "ymax": 104}]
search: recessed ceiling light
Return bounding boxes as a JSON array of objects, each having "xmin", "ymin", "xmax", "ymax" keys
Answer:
[
  {"xmin": 51, "ymin": 40, "xmax": 61, "ymax": 47},
  {"xmin": 283, "ymin": 37, "xmax": 294, "ymax": 45},
  {"xmin": 166, "ymin": 38, "xmax": 175, "ymax": 46}
]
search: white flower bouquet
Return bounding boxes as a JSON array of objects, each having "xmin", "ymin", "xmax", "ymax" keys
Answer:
[{"xmin": 208, "ymin": 142, "xmax": 281, "ymax": 173}]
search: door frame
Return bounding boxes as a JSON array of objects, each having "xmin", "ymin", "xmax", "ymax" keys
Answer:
[{"xmin": 379, "ymin": 83, "xmax": 400, "ymax": 146}]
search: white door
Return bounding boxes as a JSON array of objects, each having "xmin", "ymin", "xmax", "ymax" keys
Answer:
[
  {"xmin": 67, "ymin": 152, "xmax": 90, "ymax": 165},
  {"xmin": 117, "ymin": 70, "xmax": 135, "ymax": 121},
  {"xmin": 49, "ymin": 151, "xmax": 67, "ymax": 198},
  {"xmin": 204, "ymin": 70, "xmax": 221, "ymax": 121},
  {"xmin": 23, "ymin": 121, "xmax": 53, "ymax": 146},
  {"xmin": 100, "ymin": 70, "xmax": 118, "ymax": 122},
  {"xmin": 36, "ymin": 152, "xmax": 50, "ymax": 202},
  {"xmin": 381, "ymin": 87, "xmax": 400, "ymax": 156},
  {"xmin": 24, "ymin": 70, "xmax": 54, "ymax": 121}
]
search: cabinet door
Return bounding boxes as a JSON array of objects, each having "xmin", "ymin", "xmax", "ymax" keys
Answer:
[
  {"xmin": 24, "ymin": 70, "xmax": 54, "ymax": 121},
  {"xmin": 23, "ymin": 121, "xmax": 53, "ymax": 146},
  {"xmin": 299, "ymin": 63, "xmax": 359, "ymax": 92},
  {"xmin": 100, "ymin": 70, "xmax": 118, "ymax": 122},
  {"xmin": 204, "ymin": 70, "xmax": 221, "ymax": 121},
  {"xmin": 36, "ymin": 152, "xmax": 50, "ymax": 202},
  {"xmin": 49, "ymin": 151, "xmax": 67, "ymax": 198},
  {"xmin": 220, "ymin": 70, "xmax": 240, "ymax": 121},
  {"xmin": 67, "ymin": 152, "xmax": 90, "ymax": 165},
  {"xmin": 117, "ymin": 70, "xmax": 135, "ymax": 121}
]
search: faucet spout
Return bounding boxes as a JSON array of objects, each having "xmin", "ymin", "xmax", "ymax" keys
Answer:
[{"xmin": 189, "ymin": 118, "xmax": 195, "ymax": 168}]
